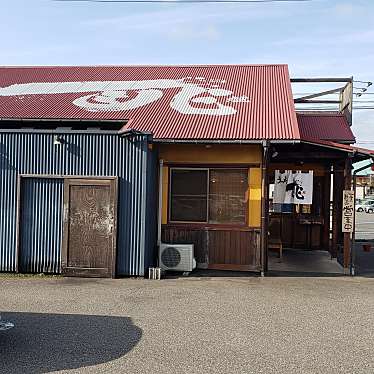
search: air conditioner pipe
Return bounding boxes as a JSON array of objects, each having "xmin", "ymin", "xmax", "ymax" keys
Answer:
[{"xmin": 157, "ymin": 159, "xmax": 164, "ymax": 247}]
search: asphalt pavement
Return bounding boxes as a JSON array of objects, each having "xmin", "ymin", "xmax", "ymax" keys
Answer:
[
  {"xmin": 355, "ymin": 211, "xmax": 374, "ymax": 240},
  {"xmin": 2, "ymin": 275, "xmax": 374, "ymax": 374}
]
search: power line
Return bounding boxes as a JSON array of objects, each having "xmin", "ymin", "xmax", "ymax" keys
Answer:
[
  {"xmin": 295, "ymin": 106, "xmax": 374, "ymax": 110},
  {"xmin": 53, "ymin": 0, "xmax": 317, "ymax": 3},
  {"xmin": 354, "ymin": 80, "xmax": 373, "ymax": 86},
  {"xmin": 293, "ymin": 92, "xmax": 374, "ymax": 96}
]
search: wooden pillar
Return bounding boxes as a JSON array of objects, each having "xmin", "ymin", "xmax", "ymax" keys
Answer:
[
  {"xmin": 332, "ymin": 161, "xmax": 344, "ymax": 258},
  {"xmin": 343, "ymin": 157, "xmax": 352, "ymax": 271},
  {"xmin": 260, "ymin": 142, "xmax": 269, "ymax": 275},
  {"xmin": 323, "ymin": 165, "xmax": 332, "ymax": 252}
]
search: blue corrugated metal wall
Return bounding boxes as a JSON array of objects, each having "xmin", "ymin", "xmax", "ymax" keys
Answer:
[
  {"xmin": 20, "ymin": 178, "xmax": 64, "ymax": 273},
  {"xmin": 144, "ymin": 149, "xmax": 159, "ymax": 271},
  {"xmin": 0, "ymin": 131, "xmax": 157, "ymax": 276}
]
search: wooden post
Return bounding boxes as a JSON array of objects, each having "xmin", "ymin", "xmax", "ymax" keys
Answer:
[
  {"xmin": 332, "ymin": 161, "xmax": 344, "ymax": 258},
  {"xmin": 323, "ymin": 165, "xmax": 331, "ymax": 253},
  {"xmin": 260, "ymin": 142, "xmax": 269, "ymax": 275},
  {"xmin": 343, "ymin": 157, "xmax": 353, "ymax": 272}
]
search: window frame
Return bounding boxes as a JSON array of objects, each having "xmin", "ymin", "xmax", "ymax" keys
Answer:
[
  {"xmin": 168, "ymin": 166, "xmax": 249, "ymax": 226},
  {"xmin": 169, "ymin": 167, "xmax": 210, "ymax": 224}
]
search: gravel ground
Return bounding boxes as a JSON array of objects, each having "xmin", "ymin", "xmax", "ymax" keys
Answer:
[{"xmin": 1, "ymin": 275, "xmax": 374, "ymax": 374}]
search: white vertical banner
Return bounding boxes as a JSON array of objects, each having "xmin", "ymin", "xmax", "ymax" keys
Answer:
[
  {"xmin": 284, "ymin": 170, "xmax": 314, "ymax": 205},
  {"xmin": 274, "ymin": 170, "xmax": 314, "ymax": 205},
  {"xmin": 292, "ymin": 170, "xmax": 313, "ymax": 205},
  {"xmin": 284, "ymin": 171, "xmax": 296, "ymax": 204},
  {"xmin": 342, "ymin": 190, "xmax": 355, "ymax": 233},
  {"xmin": 273, "ymin": 170, "xmax": 289, "ymax": 204}
]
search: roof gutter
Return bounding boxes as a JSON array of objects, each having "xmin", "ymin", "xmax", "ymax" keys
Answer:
[
  {"xmin": 291, "ymin": 77, "xmax": 353, "ymax": 83},
  {"xmin": 152, "ymin": 138, "xmax": 301, "ymax": 145},
  {"xmin": 301, "ymin": 140, "xmax": 355, "ymax": 154},
  {"xmin": 119, "ymin": 129, "xmax": 153, "ymax": 143},
  {"xmin": 0, "ymin": 117, "xmax": 127, "ymax": 123}
]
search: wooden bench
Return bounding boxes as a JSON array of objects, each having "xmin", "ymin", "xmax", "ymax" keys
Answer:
[
  {"xmin": 268, "ymin": 240, "xmax": 283, "ymax": 261},
  {"xmin": 268, "ymin": 217, "xmax": 283, "ymax": 261}
]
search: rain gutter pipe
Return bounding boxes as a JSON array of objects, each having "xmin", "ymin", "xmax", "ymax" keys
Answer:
[{"xmin": 157, "ymin": 159, "xmax": 164, "ymax": 247}]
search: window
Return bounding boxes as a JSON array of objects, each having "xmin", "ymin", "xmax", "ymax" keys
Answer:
[
  {"xmin": 170, "ymin": 169, "xmax": 208, "ymax": 222},
  {"xmin": 209, "ymin": 169, "xmax": 248, "ymax": 224},
  {"xmin": 169, "ymin": 168, "xmax": 248, "ymax": 225}
]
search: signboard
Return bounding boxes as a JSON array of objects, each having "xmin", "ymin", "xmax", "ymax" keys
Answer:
[{"xmin": 342, "ymin": 190, "xmax": 355, "ymax": 233}]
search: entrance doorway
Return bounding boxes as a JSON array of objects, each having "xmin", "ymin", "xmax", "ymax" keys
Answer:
[{"xmin": 266, "ymin": 169, "xmax": 343, "ymax": 275}]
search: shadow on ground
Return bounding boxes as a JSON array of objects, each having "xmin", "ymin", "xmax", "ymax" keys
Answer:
[
  {"xmin": 164, "ymin": 269, "xmax": 260, "ymax": 278},
  {"xmin": 266, "ymin": 270, "xmax": 345, "ymax": 277},
  {"xmin": 0, "ymin": 312, "xmax": 142, "ymax": 374}
]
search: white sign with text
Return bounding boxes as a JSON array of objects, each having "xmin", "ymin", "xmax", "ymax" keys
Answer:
[{"xmin": 342, "ymin": 190, "xmax": 355, "ymax": 233}]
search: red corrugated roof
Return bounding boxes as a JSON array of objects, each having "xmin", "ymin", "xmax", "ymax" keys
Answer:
[
  {"xmin": 0, "ymin": 65, "xmax": 299, "ymax": 141},
  {"xmin": 297, "ymin": 112, "xmax": 355, "ymax": 143}
]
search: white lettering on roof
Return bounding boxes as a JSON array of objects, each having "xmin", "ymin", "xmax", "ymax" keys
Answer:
[{"xmin": 0, "ymin": 78, "xmax": 249, "ymax": 116}]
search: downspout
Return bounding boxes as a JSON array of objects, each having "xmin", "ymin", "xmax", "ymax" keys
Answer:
[
  {"xmin": 157, "ymin": 159, "xmax": 164, "ymax": 248},
  {"xmin": 261, "ymin": 141, "xmax": 270, "ymax": 276},
  {"xmin": 351, "ymin": 159, "xmax": 374, "ymax": 275}
]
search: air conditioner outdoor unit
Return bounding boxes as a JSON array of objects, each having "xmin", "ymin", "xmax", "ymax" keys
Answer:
[{"xmin": 159, "ymin": 243, "xmax": 196, "ymax": 272}]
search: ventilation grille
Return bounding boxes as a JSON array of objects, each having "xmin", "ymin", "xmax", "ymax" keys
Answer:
[
  {"xmin": 159, "ymin": 244, "xmax": 194, "ymax": 272},
  {"xmin": 161, "ymin": 247, "xmax": 181, "ymax": 268}
]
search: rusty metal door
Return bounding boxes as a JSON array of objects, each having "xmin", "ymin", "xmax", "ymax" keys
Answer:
[{"xmin": 62, "ymin": 178, "xmax": 117, "ymax": 278}]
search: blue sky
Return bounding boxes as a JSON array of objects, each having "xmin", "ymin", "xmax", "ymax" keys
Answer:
[{"xmin": 1, "ymin": 0, "xmax": 374, "ymax": 150}]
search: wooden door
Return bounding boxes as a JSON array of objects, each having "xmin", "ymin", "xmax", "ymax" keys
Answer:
[{"xmin": 62, "ymin": 178, "xmax": 117, "ymax": 278}]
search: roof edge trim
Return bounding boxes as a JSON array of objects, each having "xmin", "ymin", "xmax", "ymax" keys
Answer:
[
  {"xmin": 153, "ymin": 139, "xmax": 301, "ymax": 144},
  {"xmin": 301, "ymin": 140, "xmax": 354, "ymax": 153}
]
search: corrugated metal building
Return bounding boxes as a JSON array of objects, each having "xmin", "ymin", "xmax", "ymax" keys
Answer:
[
  {"xmin": 0, "ymin": 64, "xmax": 373, "ymax": 277},
  {"xmin": 0, "ymin": 129, "xmax": 157, "ymax": 276},
  {"xmin": 0, "ymin": 64, "xmax": 300, "ymax": 277}
]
